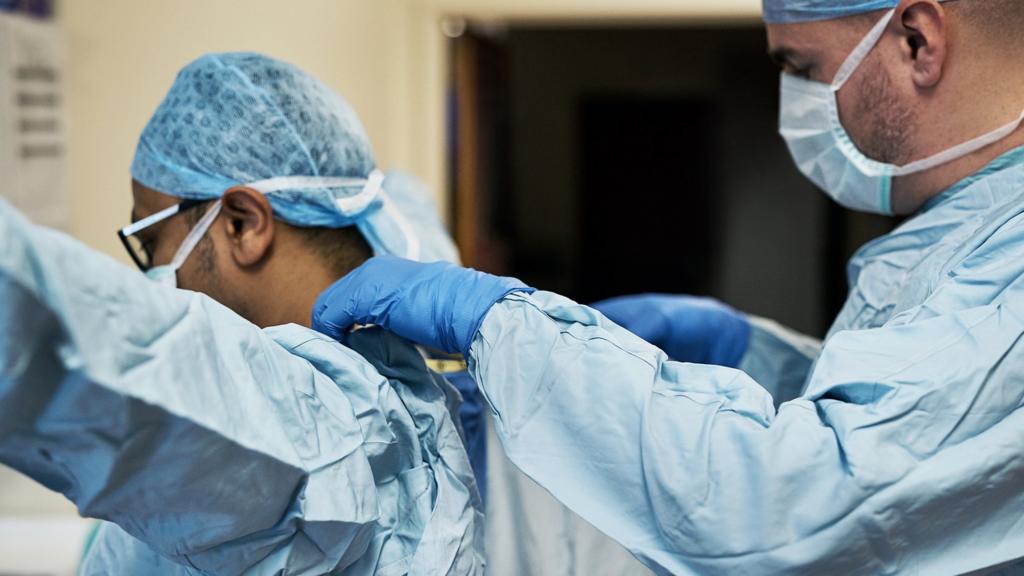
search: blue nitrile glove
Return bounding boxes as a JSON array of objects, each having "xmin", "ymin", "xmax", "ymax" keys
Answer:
[
  {"xmin": 313, "ymin": 255, "xmax": 534, "ymax": 355},
  {"xmin": 591, "ymin": 294, "xmax": 751, "ymax": 367}
]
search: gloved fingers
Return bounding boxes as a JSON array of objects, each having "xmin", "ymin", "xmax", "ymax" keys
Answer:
[
  {"xmin": 313, "ymin": 255, "xmax": 535, "ymax": 355},
  {"xmin": 590, "ymin": 294, "xmax": 672, "ymax": 343},
  {"xmin": 587, "ymin": 293, "xmax": 753, "ymax": 366},
  {"xmin": 312, "ymin": 276, "xmax": 360, "ymax": 338}
]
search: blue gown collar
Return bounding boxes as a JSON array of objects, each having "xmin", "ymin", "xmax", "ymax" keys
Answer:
[{"xmin": 919, "ymin": 145, "xmax": 1024, "ymax": 214}]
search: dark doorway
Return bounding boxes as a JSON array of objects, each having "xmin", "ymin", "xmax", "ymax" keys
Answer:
[
  {"xmin": 449, "ymin": 24, "xmax": 897, "ymax": 337},
  {"xmin": 578, "ymin": 96, "xmax": 719, "ymax": 303}
]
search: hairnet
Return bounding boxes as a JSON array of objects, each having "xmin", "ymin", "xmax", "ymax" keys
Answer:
[
  {"xmin": 132, "ymin": 52, "xmax": 458, "ymax": 263},
  {"xmin": 761, "ymin": 0, "xmax": 957, "ymax": 24}
]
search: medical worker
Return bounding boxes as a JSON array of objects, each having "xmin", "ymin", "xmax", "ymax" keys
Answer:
[
  {"xmin": 1, "ymin": 53, "xmax": 485, "ymax": 574},
  {"xmin": 313, "ymin": 1, "xmax": 1024, "ymax": 574}
]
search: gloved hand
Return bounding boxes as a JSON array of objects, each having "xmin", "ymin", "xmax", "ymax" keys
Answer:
[
  {"xmin": 312, "ymin": 255, "xmax": 534, "ymax": 355},
  {"xmin": 591, "ymin": 294, "xmax": 751, "ymax": 367}
]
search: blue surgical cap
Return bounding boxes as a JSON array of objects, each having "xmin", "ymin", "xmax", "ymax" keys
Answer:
[
  {"xmin": 133, "ymin": 52, "xmax": 458, "ymax": 263},
  {"xmin": 763, "ymin": 0, "xmax": 897, "ymax": 24}
]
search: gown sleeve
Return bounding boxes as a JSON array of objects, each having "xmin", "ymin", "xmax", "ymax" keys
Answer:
[
  {"xmin": 0, "ymin": 199, "xmax": 382, "ymax": 574},
  {"xmin": 469, "ymin": 287, "xmax": 1024, "ymax": 575},
  {"xmin": 737, "ymin": 316, "xmax": 821, "ymax": 406}
]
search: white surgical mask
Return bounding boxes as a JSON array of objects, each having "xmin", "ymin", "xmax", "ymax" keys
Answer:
[
  {"xmin": 779, "ymin": 9, "xmax": 1024, "ymax": 214},
  {"xmin": 145, "ymin": 200, "xmax": 223, "ymax": 288}
]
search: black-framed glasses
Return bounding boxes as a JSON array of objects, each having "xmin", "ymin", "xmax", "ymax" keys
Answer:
[{"xmin": 117, "ymin": 199, "xmax": 206, "ymax": 271}]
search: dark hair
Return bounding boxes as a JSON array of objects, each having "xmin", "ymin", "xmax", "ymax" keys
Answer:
[{"xmin": 292, "ymin": 225, "xmax": 373, "ymax": 277}]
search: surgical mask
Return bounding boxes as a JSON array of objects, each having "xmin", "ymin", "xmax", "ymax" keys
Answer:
[
  {"xmin": 145, "ymin": 200, "xmax": 223, "ymax": 288},
  {"xmin": 779, "ymin": 9, "xmax": 1024, "ymax": 214}
]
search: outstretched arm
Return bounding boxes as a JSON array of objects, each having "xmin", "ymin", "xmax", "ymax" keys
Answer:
[
  {"xmin": 315, "ymin": 256, "xmax": 1024, "ymax": 575},
  {"xmin": 0, "ymin": 199, "xmax": 380, "ymax": 574}
]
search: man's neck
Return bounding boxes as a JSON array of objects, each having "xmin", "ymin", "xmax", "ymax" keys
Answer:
[
  {"xmin": 244, "ymin": 252, "xmax": 362, "ymax": 329},
  {"xmin": 242, "ymin": 270, "xmax": 331, "ymax": 329}
]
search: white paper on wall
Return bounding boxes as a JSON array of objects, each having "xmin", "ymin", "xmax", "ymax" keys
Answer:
[{"xmin": 0, "ymin": 11, "xmax": 68, "ymax": 230}]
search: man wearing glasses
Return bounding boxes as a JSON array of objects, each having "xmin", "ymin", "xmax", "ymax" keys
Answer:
[{"xmin": 1, "ymin": 52, "xmax": 484, "ymax": 574}]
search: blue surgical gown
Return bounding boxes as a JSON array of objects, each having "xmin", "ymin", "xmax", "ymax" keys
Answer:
[
  {"xmin": 468, "ymin": 149, "xmax": 1024, "ymax": 575},
  {"xmin": 442, "ymin": 369, "xmax": 487, "ymax": 503},
  {"xmin": 0, "ymin": 199, "xmax": 483, "ymax": 574}
]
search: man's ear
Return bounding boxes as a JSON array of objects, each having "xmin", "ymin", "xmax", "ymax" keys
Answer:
[
  {"xmin": 898, "ymin": 0, "xmax": 948, "ymax": 89},
  {"xmin": 220, "ymin": 187, "xmax": 275, "ymax": 267}
]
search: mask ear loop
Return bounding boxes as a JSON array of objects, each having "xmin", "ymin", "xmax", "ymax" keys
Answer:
[
  {"xmin": 831, "ymin": 9, "xmax": 896, "ymax": 91},
  {"xmin": 168, "ymin": 200, "xmax": 223, "ymax": 270},
  {"xmin": 893, "ymin": 110, "xmax": 1024, "ymax": 175}
]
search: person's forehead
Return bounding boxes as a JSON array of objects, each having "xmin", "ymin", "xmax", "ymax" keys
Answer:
[{"xmin": 131, "ymin": 180, "xmax": 182, "ymax": 222}]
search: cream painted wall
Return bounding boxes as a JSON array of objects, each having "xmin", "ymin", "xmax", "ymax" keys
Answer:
[{"xmin": 62, "ymin": 0, "xmax": 445, "ymax": 259}]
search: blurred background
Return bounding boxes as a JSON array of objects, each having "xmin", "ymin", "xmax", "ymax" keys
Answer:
[{"xmin": 0, "ymin": 0, "xmax": 897, "ymax": 573}]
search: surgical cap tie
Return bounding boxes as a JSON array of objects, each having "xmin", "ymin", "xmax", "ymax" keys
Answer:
[{"xmin": 246, "ymin": 169, "xmax": 386, "ymax": 216}]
